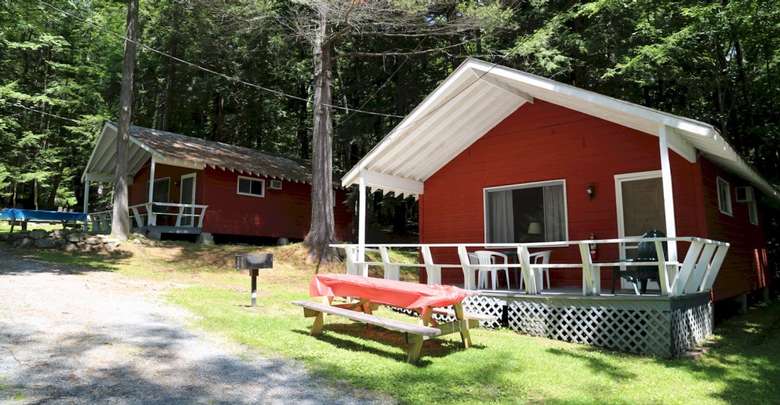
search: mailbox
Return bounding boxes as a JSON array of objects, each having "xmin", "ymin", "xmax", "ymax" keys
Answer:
[{"xmin": 235, "ymin": 253, "xmax": 273, "ymax": 306}]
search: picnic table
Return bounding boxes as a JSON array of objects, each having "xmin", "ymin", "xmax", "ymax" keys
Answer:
[{"xmin": 293, "ymin": 274, "xmax": 493, "ymax": 363}]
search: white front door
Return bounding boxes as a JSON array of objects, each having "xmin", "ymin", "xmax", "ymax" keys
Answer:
[
  {"xmin": 615, "ymin": 171, "xmax": 666, "ymax": 289},
  {"xmin": 179, "ymin": 173, "xmax": 196, "ymax": 227}
]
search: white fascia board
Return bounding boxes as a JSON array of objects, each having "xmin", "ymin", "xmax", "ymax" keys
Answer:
[
  {"xmin": 474, "ymin": 71, "xmax": 534, "ymax": 103},
  {"xmin": 342, "ymin": 61, "xmax": 478, "ymax": 187},
  {"xmin": 154, "ymin": 155, "xmax": 206, "ymax": 170},
  {"xmin": 81, "ymin": 122, "xmax": 115, "ymax": 182},
  {"xmin": 359, "ymin": 170, "xmax": 423, "ymax": 196}
]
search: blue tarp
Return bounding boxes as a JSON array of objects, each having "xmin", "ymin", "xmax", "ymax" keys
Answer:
[{"xmin": 0, "ymin": 208, "xmax": 87, "ymax": 222}]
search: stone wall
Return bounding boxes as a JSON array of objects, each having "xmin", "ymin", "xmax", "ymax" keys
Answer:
[{"xmin": 0, "ymin": 229, "xmax": 120, "ymax": 253}]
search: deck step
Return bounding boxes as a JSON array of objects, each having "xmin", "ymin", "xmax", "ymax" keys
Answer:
[{"xmin": 292, "ymin": 301, "xmax": 441, "ymax": 337}]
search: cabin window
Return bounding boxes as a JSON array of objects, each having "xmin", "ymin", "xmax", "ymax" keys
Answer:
[
  {"xmin": 147, "ymin": 177, "xmax": 170, "ymax": 203},
  {"xmin": 716, "ymin": 177, "xmax": 733, "ymax": 216},
  {"xmin": 737, "ymin": 186, "xmax": 759, "ymax": 225},
  {"xmin": 484, "ymin": 180, "xmax": 568, "ymax": 243},
  {"xmin": 237, "ymin": 176, "xmax": 265, "ymax": 197}
]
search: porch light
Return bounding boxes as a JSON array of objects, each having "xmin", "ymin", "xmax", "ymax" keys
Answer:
[{"xmin": 586, "ymin": 183, "xmax": 596, "ymax": 199}]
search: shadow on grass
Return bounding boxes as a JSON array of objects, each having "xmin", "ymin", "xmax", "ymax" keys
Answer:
[
  {"xmin": 663, "ymin": 301, "xmax": 780, "ymax": 403},
  {"xmin": 0, "ymin": 247, "xmax": 132, "ymax": 275},
  {"xmin": 545, "ymin": 347, "xmax": 638, "ymax": 381},
  {"xmin": 293, "ymin": 320, "xmax": 486, "ymax": 366},
  {"xmin": 542, "ymin": 301, "xmax": 780, "ymax": 404}
]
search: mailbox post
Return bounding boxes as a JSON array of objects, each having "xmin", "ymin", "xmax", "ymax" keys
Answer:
[{"xmin": 235, "ymin": 253, "xmax": 273, "ymax": 307}]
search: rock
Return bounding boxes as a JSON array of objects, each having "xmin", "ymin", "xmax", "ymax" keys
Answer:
[
  {"xmin": 67, "ymin": 232, "xmax": 85, "ymax": 243},
  {"xmin": 34, "ymin": 238, "xmax": 57, "ymax": 249},
  {"xmin": 197, "ymin": 233, "xmax": 214, "ymax": 246},
  {"xmin": 63, "ymin": 243, "xmax": 80, "ymax": 253},
  {"xmin": 50, "ymin": 230, "xmax": 64, "ymax": 240},
  {"xmin": 277, "ymin": 237, "xmax": 289, "ymax": 246},
  {"xmin": 14, "ymin": 237, "xmax": 34, "ymax": 248},
  {"xmin": 30, "ymin": 229, "xmax": 49, "ymax": 239},
  {"xmin": 0, "ymin": 233, "xmax": 9, "ymax": 242},
  {"xmin": 85, "ymin": 236, "xmax": 102, "ymax": 245}
]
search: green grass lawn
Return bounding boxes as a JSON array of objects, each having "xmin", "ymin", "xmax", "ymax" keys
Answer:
[{"xmin": 5, "ymin": 240, "xmax": 779, "ymax": 404}]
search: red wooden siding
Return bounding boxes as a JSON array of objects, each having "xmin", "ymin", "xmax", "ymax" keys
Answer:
[
  {"xmin": 129, "ymin": 163, "xmax": 203, "ymax": 207},
  {"xmin": 699, "ymin": 159, "xmax": 768, "ymax": 300},
  {"xmin": 130, "ymin": 163, "xmax": 353, "ymax": 241},
  {"xmin": 418, "ymin": 100, "xmax": 765, "ymax": 301}
]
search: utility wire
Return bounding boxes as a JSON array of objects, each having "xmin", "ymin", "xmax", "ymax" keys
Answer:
[
  {"xmin": 8, "ymin": 102, "xmax": 82, "ymax": 124},
  {"xmin": 38, "ymin": 0, "xmax": 405, "ymax": 119}
]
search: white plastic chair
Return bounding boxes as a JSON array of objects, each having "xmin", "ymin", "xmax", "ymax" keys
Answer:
[
  {"xmin": 473, "ymin": 250, "xmax": 511, "ymax": 290},
  {"xmin": 521, "ymin": 251, "xmax": 552, "ymax": 291}
]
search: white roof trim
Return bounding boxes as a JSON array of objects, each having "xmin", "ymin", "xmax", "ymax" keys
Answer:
[{"xmin": 342, "ymin": 58, "xmax": 779, "ymax": 200}]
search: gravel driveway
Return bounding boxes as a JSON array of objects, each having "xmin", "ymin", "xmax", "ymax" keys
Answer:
[{"xmin": 0, "ymin": 248, "xmax": 388, "ymax": 404}]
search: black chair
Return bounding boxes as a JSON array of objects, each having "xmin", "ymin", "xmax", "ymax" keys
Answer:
[{"xmin": 612, "ymin": 230, "xmax": 667, "ymax": 294}]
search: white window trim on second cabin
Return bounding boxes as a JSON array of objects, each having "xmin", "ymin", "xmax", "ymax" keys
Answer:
[
  {"xmin": 149, "ymin": 177, "xmax": 171, "ymax": 203},
  {"xmin": 716, "ymin": 176, "xmax": 733, "ymax": 217},
  {"xmin": 237, "ymin": 175, "xmax": 265, "ymax": 198}
]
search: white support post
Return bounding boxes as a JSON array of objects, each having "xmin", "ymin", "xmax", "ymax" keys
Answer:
[
  {"xmin": 658, "ymin": 126, "xmax": 678, "ymax": 262},
  {"xmin": 379, "ymin": 246, "xmax": 400, "ymax": 281},
  {"xmin": 673, "ymin": 240, "xmax": 704, "ymax": 296},
  {"xmin": 358, "ymin": 173, "xmax": 367, "ymax": 274},
  {"xmin": 701, "ymin": 244, "xmax": 729, "ymax": 291},
  {"xmin": 685, "ymin": 244, "xmax": 717, "ymax": 294},
  {"xmin": 457, "ymin": 245, "xmax": 476, "ymax": 290},
  {"xmin": 421, "ymin": 246, "xmax": 441, "ymax": 285},
  {"xmin": 517, "ymin": 246, "xmax": 536, "ymax": 294},
  {"xmin": 654, "ymin": 241, "xmax": 670, "ymax": 295},
  {"xmin": 578, "ymin": 243, "xmax": 596, "ymax": 296},
  {"xmin": 82, "ymin": 175, "xmax": 90, "ymax": 231},
  {"xmin": 147, "ymin": 156, "xmax": 156, "ymax": 226}
]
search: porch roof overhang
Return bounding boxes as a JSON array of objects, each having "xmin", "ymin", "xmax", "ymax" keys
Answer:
[
  {"xmin": 81, "ymin": 122, "xmax": 203, "ymax": 183},
  {"xmin": 342, "ymin": 58, "xmax": 779, "ymax": 201}
]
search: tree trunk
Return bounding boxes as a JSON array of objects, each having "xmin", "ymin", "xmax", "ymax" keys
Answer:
[
  {"xmin": 33, "ymin": 179, "xmax": 39, "ymax": 211},
  {"xmin": 111, "ymin": 0, "xmax": 138, "ymax": 241},
  {"xmin": 46, "ymin": 172, "xmax": 62, "ymax": 209},
  {"xmin": 304, "ymin": 9, "xmax": 336, "ymax": 262}
]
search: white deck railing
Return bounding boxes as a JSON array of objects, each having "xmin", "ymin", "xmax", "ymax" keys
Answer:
[
  {"xmin": 330, "ymin": 237, "xmax": 729, "ymax": 297},
  {"xmin": 88, "ymin": 202, "xmax": 208, "ymax": 233}
]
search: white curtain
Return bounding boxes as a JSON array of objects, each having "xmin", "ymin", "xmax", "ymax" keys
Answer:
[
  {"xmin": 488, "ymin": 190, "xmax": 514, "ymax": 242},
  {"xmin": 543, "ymin": 185, "xmax": 565, "ymax": 241}
]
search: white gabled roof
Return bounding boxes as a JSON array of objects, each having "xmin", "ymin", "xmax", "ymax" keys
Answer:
[{"xmin": 342, "ymin": 58, "xmax": 779, "ymax": 200}]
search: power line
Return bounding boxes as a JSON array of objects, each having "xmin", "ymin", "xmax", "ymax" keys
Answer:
[
  {"xmin": 7, "ymin": 102, "xmax": 82, "ymax": 124},
  {"xmin": 37, "ymin": 0, "xmax": 405, "ymax": 119}
]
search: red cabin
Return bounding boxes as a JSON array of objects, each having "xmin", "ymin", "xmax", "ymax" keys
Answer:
[
  {"xmin": 82, "ymin": 123, "xmax": 352, "ymax": 242},
  {"xmin": 340, "ymin": 59, "xmax": 777, "ymax": 303}
]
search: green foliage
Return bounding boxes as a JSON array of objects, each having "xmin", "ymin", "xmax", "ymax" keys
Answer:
[{"xmin": 0, "ymin": 0, "xmax": 777, "ymax": 250}]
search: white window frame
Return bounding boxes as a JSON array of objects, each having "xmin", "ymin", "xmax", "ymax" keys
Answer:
[
  {"xmin": 747, "ymin": 200, "xmax": 759, "ymax": 225},
  {"xmin": 149, "ymin": 177, "xmax": 171, "ymax": 203},
  {"xmin": 237, "ymin": 175, "xmax": 265, "ymax": 198},
  {"xmin": 716, "ymin": 177, "xmax": 733, "ymax": 216},
  {"xmin": 482, "ymin": 179, "xmax": 569, "ymax": 243}
]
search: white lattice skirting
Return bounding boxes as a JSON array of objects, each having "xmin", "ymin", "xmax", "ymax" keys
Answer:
[{"xmin": 465, "ymin": 292, "xmax": 712, "ymax": 358}]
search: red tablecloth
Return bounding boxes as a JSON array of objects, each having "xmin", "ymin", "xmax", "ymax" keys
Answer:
[{"xmin": 310, "ymin": 274, "xmax": 472, "ymax": 309}]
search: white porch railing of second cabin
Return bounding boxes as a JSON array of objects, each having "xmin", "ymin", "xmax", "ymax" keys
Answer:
[
  {"xmin": 330, "ymin": 237, "xmax": 730, "ymax": 298},
  {"xmin": 128, "ymin": 202, "xmax": 208, "ymax": 228},
  {"xmin": 89, "ymin": 202, "xmax": 208, "ymax": 232}
]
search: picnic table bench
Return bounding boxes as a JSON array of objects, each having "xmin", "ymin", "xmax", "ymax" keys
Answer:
[{"xmin": 293, "ymin": 274, "xmax": 494, "ymax": 363}]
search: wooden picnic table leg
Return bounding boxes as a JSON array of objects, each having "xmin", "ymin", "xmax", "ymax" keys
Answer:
[
  {"xmin": 406, "ymin": 333, "xmax": 424, "ymax": 363},
  {"xmin": 453, "ymin": 303, "xmax": 472, "ymax": 348},
  {"xmin": 311, "ymin": 311, "xmax": 324, "ymax": 336},
  {"xmin": 419, "ymin": 306, "xmax": 433, "ymax": 326}
]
